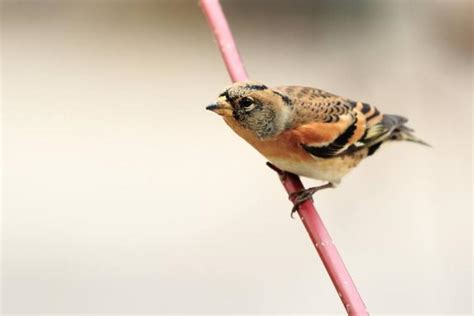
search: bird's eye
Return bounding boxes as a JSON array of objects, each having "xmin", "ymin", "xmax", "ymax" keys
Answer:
[{"xmin": 239, "ymin": 97, "xmax": 254, "ymax": 109}]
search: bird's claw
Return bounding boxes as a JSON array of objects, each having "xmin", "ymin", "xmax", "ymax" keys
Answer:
[
  {"xmin": 290, "ymin": 204, "xmax": 300, "ymax": 218},
  {"xmin": 289, "ymin": 188, "xmax": 316, "ymax": 218},
  {"xmin": 267, "ymin": 161, "xmax": 334, "ymax": 218},
  {"xmin": 288, "ymin": 184, "xmax": 334, "ymax": 218}
]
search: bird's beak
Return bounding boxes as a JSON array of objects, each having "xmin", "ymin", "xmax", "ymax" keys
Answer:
[
  {"xmin": 206, "ymin": 103, "xmax": 220, "ymax": 111},
  {"xmin": 206, "ymin": 99, "xmax": 233, "ymax": 117}
]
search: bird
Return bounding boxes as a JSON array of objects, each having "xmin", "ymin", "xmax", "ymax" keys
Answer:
[{"xmin": 206, "ymin": 81, "xmax": 428, "ymax": 216}]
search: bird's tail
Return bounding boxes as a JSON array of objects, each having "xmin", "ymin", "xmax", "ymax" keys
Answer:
[{"xmin": 389, "ymin": 123, "xmax": 430, "ymax": 147}]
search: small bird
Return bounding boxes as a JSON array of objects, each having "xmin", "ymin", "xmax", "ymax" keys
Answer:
[{"xmin": 206, "ymin": 82, "xmax": 428, "ymax": 215}]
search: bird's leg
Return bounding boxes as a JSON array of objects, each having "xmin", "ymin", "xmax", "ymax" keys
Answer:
[
  {"xmin": 266, "ymin": 162, "xmax": 287, "ymax": 181},
  {"xmin": 266, "ymin": 162, "xmax": 334, "ymax": 217},
  {"xmin": 289, "ymin": 183, "xmax": 334, "ymax": 218}
]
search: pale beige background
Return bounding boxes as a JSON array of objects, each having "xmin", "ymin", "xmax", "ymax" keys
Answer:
[{"xmin": 1, "ymin": 0, "xmax": 472, "ymax": 314}]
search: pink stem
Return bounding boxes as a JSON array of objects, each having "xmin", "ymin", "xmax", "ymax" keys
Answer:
[
  {"xmin": 200, "ymin": 0, "xmax": 248, "ymax": 82},
  {"xmin": 199, "ymin": 0, "xmax": 368, "ymax": 314},
  {"xmin": 269, "ymin": 164, "xmax": 368, "ymax": 315}
]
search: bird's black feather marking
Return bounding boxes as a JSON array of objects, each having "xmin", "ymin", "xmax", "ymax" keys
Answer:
[
  {"xmin": 367, "ymin": 142, "xmax": 383, "ymax": 156},
  {"xmin": 361, "ymin": 102, "xmax": 371, "ymax": 114},
  {"xmin": 366, "ymin": 108, "xmax": 380, "ymax": 120},
  {"xmin": 219, "ymin": 90, "xmax": 230, "ymax": 101},
  {"xmin": 246, "ymin": 84, "xmax": 268, "ymax": 91},
  {"xmin": 302, "ymin": 116, "xmax": 358, "ymax": 158},
  {"xmin": 348, "ymin": 100, "xmax": 358, "ymax": 108},
  {"xmin": 274, "ymin": 91, "xmax": 292, "ymax": 106}
]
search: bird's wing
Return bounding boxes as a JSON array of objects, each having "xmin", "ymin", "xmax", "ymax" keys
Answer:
[{"xmin": 275, "ymin": 86, "xmax": 407, "ymax": 158}]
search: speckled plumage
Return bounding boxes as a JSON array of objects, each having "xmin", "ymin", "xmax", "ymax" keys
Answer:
[{"xmin": 207, "ymin": 81, "xmax": 427, "ymax": 186}]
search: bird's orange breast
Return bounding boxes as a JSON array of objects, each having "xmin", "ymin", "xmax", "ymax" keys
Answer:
[
  {"xmin": 222, "ymin": 116, "xmax": 367, "ymax": 183},
  {"xmin": 223, "ymin": 116, "xmax": 312, "ymax": 162}
]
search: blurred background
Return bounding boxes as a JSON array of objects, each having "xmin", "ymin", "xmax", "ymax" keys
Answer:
[{"xmin": 1, "ymin": 0, "xmax": 472, "ymax": 314}]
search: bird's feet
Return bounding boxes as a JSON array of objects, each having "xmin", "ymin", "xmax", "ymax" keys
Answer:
[
  {"xmin": 265, "ymin": 162, "xmax": 334, "ymax": 218},
  {"xmin": 289, "ymin": 183, "xmax": 334, "ymax": 218}
]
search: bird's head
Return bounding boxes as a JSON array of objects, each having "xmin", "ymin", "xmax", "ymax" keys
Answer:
[{"xmin": 206, "ymin": 81, "xmax": 293, "ymax": 139}]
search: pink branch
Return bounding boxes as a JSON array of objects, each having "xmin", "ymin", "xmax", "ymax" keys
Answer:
[
  {"xmin": 268, "ymin": 163, "xmax": 368, "ymax": 315},
  {"xmin": 199, "ymin": 1, "xmax": 368, "ymax": 314},
  {"xmin": 200, "ymin": 0, "xmax": 248, "ymax": 82}
]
